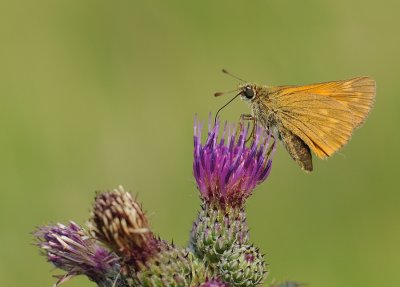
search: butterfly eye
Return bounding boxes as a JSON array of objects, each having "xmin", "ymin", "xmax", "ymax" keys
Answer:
[{"xmin": 243, "ymin": 86, "xmax": 255, "ymax": 99}]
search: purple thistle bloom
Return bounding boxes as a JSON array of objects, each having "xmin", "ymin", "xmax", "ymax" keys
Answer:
[
  {"xmin": 193, "ymin": 116, "xmax": 275, "ymax": 207},
  {"xmin": 35, "ymin": 221, "xmax": 125, "ymax": 287}
]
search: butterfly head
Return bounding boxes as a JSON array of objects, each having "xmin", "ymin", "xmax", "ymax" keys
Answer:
[{"xmin": 239, "ymin": 84, "xmax": 257, "ymax": 102}]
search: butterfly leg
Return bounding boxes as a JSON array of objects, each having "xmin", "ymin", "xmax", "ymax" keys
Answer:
[
  {"xmin": 238, "ymin": 114, "xmax": 257, "ymax": 143},
  {"xmin": 264, "ymin": 135, "xmax": 277, "ymax": 158},
  {"xmin": 246, "ymin": 118, "xmax": 258, "ymax": 143}
]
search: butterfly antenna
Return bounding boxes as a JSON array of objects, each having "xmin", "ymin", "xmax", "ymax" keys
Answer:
[
  {"xmin": 214, "ymin": 88, "xmax": 240, "ymax": 97},
  {"xmin": 214, "ymin": 92, "xmax": 241, "ymax": 123},
  {"xmin": 222, "ymin": 69, "xmax": 247, "ymax": 82}
]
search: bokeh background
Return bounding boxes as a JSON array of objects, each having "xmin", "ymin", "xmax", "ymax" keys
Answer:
[{"xmin": 1, "ymin": 1, "xmax": 399, "ymax": 286}]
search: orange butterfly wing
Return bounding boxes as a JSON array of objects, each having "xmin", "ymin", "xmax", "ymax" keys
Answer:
[{"xmin": 272, "ymin": 77, "xmax": 376, "ymax": 158}]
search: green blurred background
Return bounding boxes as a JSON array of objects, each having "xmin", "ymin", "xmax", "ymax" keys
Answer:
[{"xmin": 1, "ymin": 1, "xmax": 399, "ymax": 286}]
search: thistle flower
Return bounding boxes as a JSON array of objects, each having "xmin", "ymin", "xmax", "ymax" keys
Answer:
[
  {"xmin": 89, "ymin": 186, "xmax": 162, "ymax": 268},
  {"xmin": 191, "ymin": 116, "xmax": 275, "ymax": 266},
  {"xmin": 193, "ymin": 116, "xmax": 275, "ymax": 208},
  {"xmin": 34, "ymin": 222, "xmax": 127, "ymax": 287}
]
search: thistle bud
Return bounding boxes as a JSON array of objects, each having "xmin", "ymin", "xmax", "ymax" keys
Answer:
[
  {"xmin": 218, "ymin": 244, "xmax": 267, "ymax": 287},
  {"xmin": 190, "ymin": 203, "xmax": 249, "ymax": 264},
  {"xmin": 135, "ymin": 246, "xmax": 207, "ymax": 287},
  {"xmin": 89, "ymin": 186, "xmax": 161, "ymax": 268}
]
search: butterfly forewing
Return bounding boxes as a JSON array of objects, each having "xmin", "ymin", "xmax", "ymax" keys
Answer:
[
  {"xmin": 323, "ymin": 77, "xmax": 375, "ymax": 127},
  {"xmin": 271, "ymin": 77, "xmax": 375, "ymax": 159}
]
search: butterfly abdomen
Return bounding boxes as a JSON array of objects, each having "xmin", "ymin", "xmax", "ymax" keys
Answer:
[{"xmin": 278, "ymin": 127, "xmax": 313, "ymax": 172}]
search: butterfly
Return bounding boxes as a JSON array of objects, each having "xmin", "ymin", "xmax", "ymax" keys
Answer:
[{"xmin": 215, "ymin": 70, "xmax": 376, "ymax": 172}]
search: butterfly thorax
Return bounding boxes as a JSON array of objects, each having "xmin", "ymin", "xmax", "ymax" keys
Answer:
[{"xmin": 239, "ymin": 83, "xmax": 280, "ymax": 135}]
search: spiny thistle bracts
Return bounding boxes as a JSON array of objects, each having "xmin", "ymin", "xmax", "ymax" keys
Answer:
[
  {"xmin": 218, "ymin": 244, "xmax": 267, "ymax": 287},
  {"xmin": 135, "ymin": 246, "xmax": 207, "ymax": 287},
  {"xmin": 190, "ymin": 203, "xmax": 249, "ymax": 264}
]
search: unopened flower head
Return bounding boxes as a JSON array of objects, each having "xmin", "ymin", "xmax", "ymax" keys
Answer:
[
  {"xmin": 193, "ymin": 116, "xmax": 275, "ymax": 207},
  {"xmin": 218, "ymin": 244, "xmax": 267, "ymax": 286},
  {"xmin": 90, "ymin": 186, "xmax": 161, "ymax": 267},
  {"xmin": 34, "ymin": 222, "xmax": 123, "ymax": 286},
  {"xmin": 136, "ymin": 245, "xmax": 207, "ymax": 287}
]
